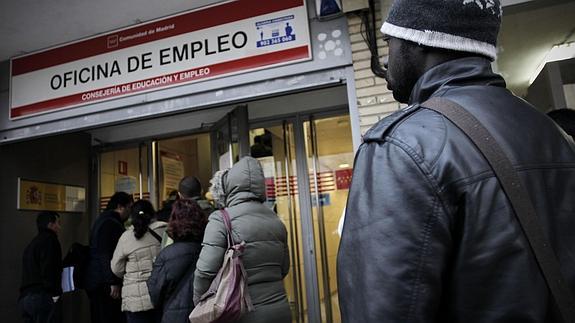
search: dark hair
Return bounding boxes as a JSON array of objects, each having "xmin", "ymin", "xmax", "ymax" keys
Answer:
[
  {"xmin": 167, "ymin": 190, "xmax": 179, "ymax": 200},
  {"xmin": 178, "ymin": 176, "xmax": 202, "ymax": 199},
  {"xmin": 167, "ymin": 199, "xmax": 208, "ymax": 242},
  {"xmin": 106, "ymin": 192, "xmax": 134, "ymax": 211},
  {"xmin": 130, "ymin": 200, "xmax": 155, "ymax": 239},
  {"xmin": 36, "ymin": 211, "xmax": 59, "ymax": 232},
  {"xmin": 548, "ymin": 109, "xmax": 575, "ymax": 138}
]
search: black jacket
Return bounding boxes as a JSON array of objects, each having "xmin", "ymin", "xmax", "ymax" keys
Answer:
[
  {"xmin": 85, "ymin": 210, "xmax": 125, "ymax": 290},
  {"xmin": 20, "ymin": 229, "xmax": 62, "ymax": 298},
  {"xmin": 337, "ymin": 57, "xmax": 575, "ymax": 322},
  {"xmin": 147, "ymin": 241, "xmax": 202, "ymax": 323}
]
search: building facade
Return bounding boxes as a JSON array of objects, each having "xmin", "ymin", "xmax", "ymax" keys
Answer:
[{"xmin": 0, "ymin": 1, "xmax": 573, "ymax": 322}]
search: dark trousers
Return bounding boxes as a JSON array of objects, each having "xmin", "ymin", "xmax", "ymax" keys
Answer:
[
  {"xmin": 125, "ymin": 310, "xmax": 158, "ymax": 323},
  {"xmin": 18, "ymin": 292, "xmax": 59, "ymax": 323},
  {"xmin": 87, "ymin": 286, "xmax": 126, "ymax": 323}
]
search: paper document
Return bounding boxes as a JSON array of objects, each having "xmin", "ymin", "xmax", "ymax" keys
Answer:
[{"xmin": 61, "ymin": 266, "xmax": 75, "ymax": 292}]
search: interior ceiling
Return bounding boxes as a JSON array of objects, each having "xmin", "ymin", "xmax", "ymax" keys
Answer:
[
  {"xmin": 497, "ymin": 0, "xmax": 575, "ymax": 96},
  {"xmin": 0, "ymin": 0, "xmax": 573, "ymax": 98}
]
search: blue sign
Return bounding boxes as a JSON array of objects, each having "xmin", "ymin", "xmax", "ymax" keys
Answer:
[{"xmin": 256, "ymin": 15, "xmax": 297, "ymax": 48}]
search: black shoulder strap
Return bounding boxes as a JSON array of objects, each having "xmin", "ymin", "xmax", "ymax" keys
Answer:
[
  {"xmin": 148, "ymin": 227, "xmax": 162, "ymax": 243},
  {"xmin": 422, "ymin": 97, "xmax": 575, "ymax": 323}
]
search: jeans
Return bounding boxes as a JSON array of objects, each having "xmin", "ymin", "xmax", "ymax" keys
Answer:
[
  {"xmin": 18, "ymin": 292, "xmax": 58, "ymax": 323},
  {"xmin": 125, "ymin": 309, "xmax": 158, "ymax": 323}
]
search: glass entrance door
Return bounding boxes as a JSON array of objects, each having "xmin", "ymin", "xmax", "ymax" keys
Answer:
[
  {"xmin": 304, "ymin": 116, "xmax": 354, "ymax": 323},
  {"xmin": 211, "ymin": 105, "xmax": 250, "ymax": 171},
  {"xmin": 98, "ymin": 143, "xmax": 149, "ymax": 211},
  {"xmin": 250, "ymin": 114, "xmax": 354, "ymax": 323},
  {"xmin": 96, "ymin": 110, "xmax": 354, "ymax": 323},
  {"xmin": 250, "ymin": 122, "xmax": 307, "ymax": 322},
  {"xmin": 155, "ymin": 133, "xmax": 213, "ymax": 210}
]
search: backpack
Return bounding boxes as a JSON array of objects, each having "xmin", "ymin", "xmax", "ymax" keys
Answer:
[
  {"xmin": 62, "ymin": 242, "xmax": 90, "ymax": 290},
  {"xmin": 189, "ymin": 209, "xmax": 254, "ymax": 323}
]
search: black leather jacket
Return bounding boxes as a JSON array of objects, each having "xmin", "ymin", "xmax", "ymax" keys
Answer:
[{"xmin": 337, "ymin": 57, "xmax": 575, "ymax": 322}]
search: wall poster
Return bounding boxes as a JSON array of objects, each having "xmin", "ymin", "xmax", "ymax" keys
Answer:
[
  {"xmin": 17, "ymin": 178, "xmax": 86, "ymax": 212},
  {"xmin": 160, "ymin": 153, "xmax": 184, "ymax": 201}
]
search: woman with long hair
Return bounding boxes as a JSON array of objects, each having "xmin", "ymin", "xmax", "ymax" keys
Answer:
[
  {"xmin": 147, "ymin": 198, "xmax": 208, "ymax": 323},
  {"xmin": 111, "ymin": 199, "xmax": 167, "ymax": 323}
]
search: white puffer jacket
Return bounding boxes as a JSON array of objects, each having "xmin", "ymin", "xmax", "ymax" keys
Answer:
[{"xmin": 111, "ymin": 220, "xmax": 167, "ymax": 312}]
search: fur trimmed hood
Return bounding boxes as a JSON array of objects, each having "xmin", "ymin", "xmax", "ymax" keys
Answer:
[{"xmin": 212, "ymin": 156, "xmax": 266, "ymax": 208}]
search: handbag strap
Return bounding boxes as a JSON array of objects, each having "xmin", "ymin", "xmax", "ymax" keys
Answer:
[
  {"xmin": 147, "ymin": 227, "xmax": 162, "ymax": 243},
  {"xmin": 422, "ymin": 97, "xmax": 575, "ymax": 322},
  {"xmin": 217, "ymin": 209, "xmax": 254, "ymax": 311},
  {"xmin": 220, "ymin": 209, "xmax": 235, "ymax": 249}
]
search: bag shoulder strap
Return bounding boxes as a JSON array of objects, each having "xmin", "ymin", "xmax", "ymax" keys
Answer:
[
  {"xmin": 422, "ymin": 96, "xmax": 575, "ymax": 322},
  {"xmin": 148, "ymin": 227, "xmax": 162, "ymax": 243},
  {"xmin": 217, "ymin": 208, "xmax": 254, "ymax": 311},
  {"xmin": 220, "ymin": 209, "xmax": 235, "ymax": 248}
]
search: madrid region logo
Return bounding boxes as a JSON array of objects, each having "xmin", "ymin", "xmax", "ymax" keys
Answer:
[{"xmin": 255, "ymin": 15, "xmax": 296, "ymax": 48}]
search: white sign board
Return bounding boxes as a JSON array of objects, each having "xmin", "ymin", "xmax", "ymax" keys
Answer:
[{"xmin": 10, "ymin": 0, "xmax": 311, "ymax": 119}]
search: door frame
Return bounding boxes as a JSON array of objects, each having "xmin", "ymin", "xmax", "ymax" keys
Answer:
[
  {"xmin": 210, "ymin": 105, "xmax": 250, "ymax": 172},
  {"xmin": 249, "ymin": 107, "xmax": 349, "ymax": 323},
  {"xmin": 93, "ymin": 141, "xmax": 151, "ymax": 215}
]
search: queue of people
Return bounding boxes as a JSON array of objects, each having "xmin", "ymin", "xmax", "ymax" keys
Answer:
[{"xmin": 19, "ymin": 157, "xmax": 291, "ymax": 323}]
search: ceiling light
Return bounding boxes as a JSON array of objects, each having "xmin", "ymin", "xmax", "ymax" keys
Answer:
[{"xmin": 339, "ymin": 163, "xmax": 350, "ymax": 168}]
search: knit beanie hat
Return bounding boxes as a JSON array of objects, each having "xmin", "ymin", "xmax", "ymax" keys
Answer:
[{"xmin": 380, "ymin": 0, "xmax": 502, "ymax": 60}]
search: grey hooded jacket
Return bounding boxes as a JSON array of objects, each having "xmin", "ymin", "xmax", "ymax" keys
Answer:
[{"xmin": 193, "ymin": 157, "xmax": 291, "ymax": 323}]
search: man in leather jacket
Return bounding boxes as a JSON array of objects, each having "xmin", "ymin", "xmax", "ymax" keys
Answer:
[{"xmin": 337, "ymin": 0, "xmax": 575, "ymax": 322}]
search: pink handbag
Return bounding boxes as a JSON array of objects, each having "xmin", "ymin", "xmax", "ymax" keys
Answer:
[{"xmin": 189, "ymin": 209, "xmax": 254, "ymax": 323}]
